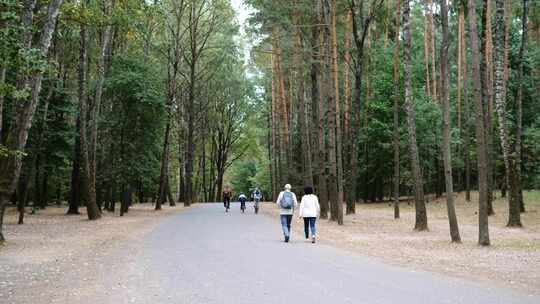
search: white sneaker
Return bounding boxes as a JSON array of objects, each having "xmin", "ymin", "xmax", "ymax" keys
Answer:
[{"xmin": 312, "ymin": 235, "xmax": 316, "ymax": 243}]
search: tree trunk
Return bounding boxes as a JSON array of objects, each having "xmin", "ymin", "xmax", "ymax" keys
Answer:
[
  {"xmin": 274, "ymin": 27, "xmax": 290, "ymax": 186},
  {"xmin": 167, "ymin": 176, "xmax": 175, "ymax": 206},
  {"xmin": 17, "ymin": 168, "xmax": 29, "ymax": 224},
  {"xmin": 457, "ymin": 3, "xmax": 463, "ymax": 192},
  {"xmin": 0, "ymin": 202, "xmax": 5, "ymax": 243},
  {"xmin": 270, "ymin": 50, "xmax": 280, "ymax": 200},
  {"xmin": 321, "ymin": 0, "xmax": 339, "ymax": 223},
  {"xmin": 467, "ymin": 0, "xmax": 490, "ymax": 246},
  {"xmin": 39, "ymin": 166, "xmax": 49, "ymax": 209},
  {"xmin": 481, "ymin": 0, "xmax": 495, "ymax": 215},
  {"xmin": 310, "ymin": 0, "xmax": 328, "ymax": 218},
  {"xmin": 460, "ymin": 5, "xmax": 472, "ymax": 202},
  {"xmin": 428, "ymin": 0, "xmax": 436, "ymax": 100},
  {"xmin": 78, "ymin": 15, "xmax": 101, "ymax": 220},
  {"xmin": 515, "ymin": 0, "xmax": 528, "ymax": 213},
  {"xmin": 494, "ymin": 0, "xmax": 522, "ymax": 227},
  {"xmin": 349, "ymin": 0, "xmax": 382, "ymax": 208},
  {"xmin": 440, "ymin": 0, "xmax": 461, "ymax": 242},
  {"xmin": 0, "ymin": 66, "xmax": 5, "ymax": 140},
  {"xmin": 156, "ymin": 117, "xmax": 171, "ymax": 210},
  {"xmin": 267, "ymin": 114, "xmax": 274, "ymax": 201},
  {"xmin": 292, "ymin": 0, "xmax": 314, "ymax": 189},
  {"xmin": 329, "ymin": 0, "xmax": 344, "ymax": 224},
  {"xmin": 344, "ymin": 9, "xmax": 355, "ymax": 214},
  {"xmin": 423, "ymin": 1, "xmax": 432, "ymax": 98},
  {"xmin": 67, "ymin": 115, "xmax": 82, "ymax": 215},
  {"xmin": 392, "ymin": 0, "xmax": 401, "ymax": 219},
  {"xmin": 158, "ymin": 29, "xmax": 180, "ymax": 209},
  {"xmin": 34, "ymin": 154, "xmax": 42, "ymax": 209},
  {"xmin": 185, "ymin": 86, "xmax": 195, "ymax": 207},
  {"xmin": 88, "ymin": 0, "xmax": 113, "ymax": 210},
  {"xmin": 403, "ymin": 0, "xmax": 427, "ymax": 231},
  {"xmin": 0, "ymin": 0, "xmax": 65, "ymax": 243}
]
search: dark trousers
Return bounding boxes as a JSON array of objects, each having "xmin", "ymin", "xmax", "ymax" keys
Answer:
[
  {"xmin": 303, "ymin": 217, "xmax": 317, "ymax": 238},
  {"xmin": 223, "ymin": 197, "xmax": 230, "ymax": 209}
]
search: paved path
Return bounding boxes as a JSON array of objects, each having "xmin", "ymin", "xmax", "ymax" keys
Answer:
[{"xmin": 103, "ymin": 203, "xmax": 538, "ymax": 304}]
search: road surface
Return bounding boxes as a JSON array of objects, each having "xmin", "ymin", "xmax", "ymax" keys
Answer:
[{"xmin": 101, "ymin": 203, "xmax": 538, "ymax": 304}]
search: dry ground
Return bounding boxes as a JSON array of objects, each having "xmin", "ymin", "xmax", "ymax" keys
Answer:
[
  {"xmin": 0, "ymin": 204, "xmax": 185, "ymax": 303},
  {"xmin": 262, "ymin": 191, "xmax": 540, "ymax": 294}
]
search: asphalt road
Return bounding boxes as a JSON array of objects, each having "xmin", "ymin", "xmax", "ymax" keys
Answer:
[{"xmin": 102, "ymin": 203, "xmax": 539, "ymax": 304}]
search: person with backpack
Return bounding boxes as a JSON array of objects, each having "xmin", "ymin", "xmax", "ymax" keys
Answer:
[
  {"xmin": 298, "ymin": 186, "xmax": 320, "ymax": 243},
  {"xmin": 275, "ymin": 184, "xmax": 298, "ymax": 243},
  {"xmin": 252, "ymin": 187, "xmax": 262, "ymax": 214}
]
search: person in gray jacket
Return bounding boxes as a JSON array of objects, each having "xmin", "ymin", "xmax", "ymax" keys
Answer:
[{"xmin": 275, "ymin": 184, "xmax": 298, "ymax": 243}]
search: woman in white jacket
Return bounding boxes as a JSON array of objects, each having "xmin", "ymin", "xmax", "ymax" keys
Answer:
[{"xmin": 298, "ymin": 186, "xmax": 320, "ymax": 243}]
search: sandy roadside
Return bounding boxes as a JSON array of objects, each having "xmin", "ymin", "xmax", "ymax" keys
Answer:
[
  {"xmin": 261, "ymin": 193, "xmax": 540, "ymax": 295},
  {"xmin": 0, "ymin": 204, "xmax": 187, "ymax": 304}
]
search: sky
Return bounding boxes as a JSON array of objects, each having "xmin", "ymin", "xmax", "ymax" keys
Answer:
[
  {"xmin": 230, "ymin": 0, "xmax": 254, "ymax": 66},
  {"xmin": 230, "ymin": 0, "xmax": 251, "ymax": 30}
]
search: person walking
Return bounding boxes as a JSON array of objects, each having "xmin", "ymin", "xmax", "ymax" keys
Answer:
[
  {"xmin": 298, "ymin": 186, "xmax": 320, "ymax": 243},
  {"xmin": 276, "ymin": 184, "xmax": 298, "ymax": 243},
  {"xmin": 223, "ymin": 186, "xmax": 232, "ymax": 212},
  {"xmin": 252, "ymin": 187, "xmax": 262, "ymax": 214}
]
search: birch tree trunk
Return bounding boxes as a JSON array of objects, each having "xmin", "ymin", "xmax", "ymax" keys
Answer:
[
  {"xmin": 467, "ymin": 0, "xmax": 491, "ymax": 246},
  {"xmin": 494, "ymin": 0, "xmax": 522, "ymax": 227},
  {"xmin": 440, "ymin": 0, "xmax": 461, "ymax": 242},
  {"xmin": 403, "ymin": 0, "xmax": 427, "ymax": 231},
  {"xmin": 515, "ymin": 0, "xmax": 528, "ymax": 213}
]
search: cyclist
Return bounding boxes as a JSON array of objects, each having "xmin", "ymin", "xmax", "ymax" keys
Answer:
[
  {"xmin": 238, "ymin": 192, "xmax": 247, "ymax": 213},
  {"xmin": 252, "ymin": 188, "xmax": 262, "ymax": 214}
]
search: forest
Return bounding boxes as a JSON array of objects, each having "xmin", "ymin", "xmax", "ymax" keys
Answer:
[{"xmin": 0, "ymin": 0, "xmax": 539, "ymax": 248}]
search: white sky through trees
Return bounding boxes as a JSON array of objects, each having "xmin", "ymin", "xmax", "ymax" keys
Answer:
[{"xmin": 230, "ymin": 0, "xmax": 253, "ymax": 66}]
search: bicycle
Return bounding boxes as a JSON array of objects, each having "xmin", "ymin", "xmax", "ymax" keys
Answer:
[{"xmin": 238, "ymin": 193, "xmax": 247, "ymax": 213}]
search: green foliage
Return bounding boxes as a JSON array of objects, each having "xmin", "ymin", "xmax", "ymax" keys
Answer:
[
  {"xmin": 100, "ymin": 54, "xmax": 165, "ymax": 192},
  {"xmin": 229, "ymin": 160, "xmax": 257, "ymax": 196}
]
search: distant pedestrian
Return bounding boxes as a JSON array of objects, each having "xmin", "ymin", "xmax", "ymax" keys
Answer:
[
  {"xmin": 298, "ymin": 186, "xmax": 320, "ymax": 243},
  {"xmin": 238, "ymin": 192, "xmax": 247, "ymax": 213},
  {"xmin": 252, "ymin": 187, "xmax": 262, "ymax": 214},
  {"xmin": 223, "ymin": 186, "xmax": 232, "ymax": 212},
  {"xmin": 276, "ymin": 184, "xmax": 298, "ymax": 243}
]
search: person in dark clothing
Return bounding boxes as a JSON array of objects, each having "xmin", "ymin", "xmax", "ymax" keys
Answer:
[{"xmin": 223, "ymin": 185, "xmax": 232, "ymax": 212}]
